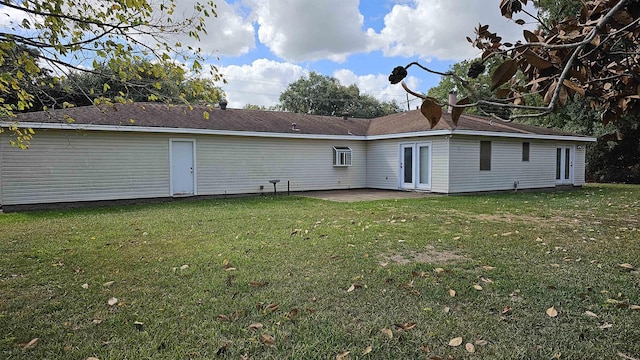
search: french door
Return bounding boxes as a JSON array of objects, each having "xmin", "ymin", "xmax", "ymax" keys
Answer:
[
  {"xmin": 556, "ymin": 145, "xmax": 574, "ymax": 185},
  {"xmin": 400, "ymin": 142, "xmax": 431, "ymax": 190}
]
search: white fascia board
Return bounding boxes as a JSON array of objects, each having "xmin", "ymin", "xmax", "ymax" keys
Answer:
[
  {"xmin": 2, "ymin": 122, "xmax": 368, "ymax": 141},
  {"xmin": 3, "ymin": 122, "xmax": 597, "ymax": 142},
  {"xmin": 451, "ymin": 130, "xmax": 597, "ymax": 142},
  {"xmin": 365, "ymin": 130, "xmax": 452, "ymax": 140}
]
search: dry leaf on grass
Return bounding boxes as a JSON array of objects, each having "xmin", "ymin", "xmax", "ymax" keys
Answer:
[
  {"xmin": 598, "ymin": 322, "xmax": 613, "ymax": 330},
  {"xmin": 362, "ymin": 345, "xmax": 372, "ymax": 355},
  {"xmin": 87, "ymin": 357, "xmax": 99, "ymax": 360},
  {"xmin": 434, "ymin": 268, "xmax": 445, "ymax": 274},
  {"xmin": 81, "ymin": 283, "xmax": 89, "ymax": 289},
  {"xmin": 107, "ymin": 297, "xmax": 118, "ymax": 306},
  {"xmin": 473, "ymin": 284, "xmax": 483, "ymax": 291},
  {"xmin": 448, "ymin": 337, "xmax": 463, "ymax": 347},
  {"xmin": 618, "ymin": 263, "xmax": 635, "ymax": 270},
  {"xmin": 482, "ymin": 265, "xmax": 495, "ymax": 270},
  {"xmin": 18, "ymin": 338, "xmax": 39, "ymax": 349},
  {"xmin": 474, "ymin": 339, "xmax": 489, "ymax": 346},
  {"xmin": 449, "ymin": 289, "xmax": 456, "ymax": 297},
  {"xmin": 336, "ymin": 351, "xmax": 350, "ymax": 360},
  {"xmin": 381, "ymin": 328, "xmax": 393, "ymax": 339},
  {"xmin": 394, "ymin": 322, "xmax": 417, "ymax": 331},
  {"xmin": 465, "ymin": 343, "xmax": 476, "ymax": 353},
  {"xmin": 546, "ymin": 306, "xmax": 558, "ymax": 317},
  {"xmin": 630, "ymin": 305, "xmax": 640, "ymax": 310},
  {"xmin": 260, "ymin": 334, "xmax": 276, "ymax": 346},
  {"xmin": 248, "ymin": 323, "xmax": 263, "ymax": 330},
  {"xmin": 584, "ymin": 311, "xmax": 599, "ymax": 318},
  {"xmin": 265, "ymin": 303, "xmax": 279, "ymax": 313}
]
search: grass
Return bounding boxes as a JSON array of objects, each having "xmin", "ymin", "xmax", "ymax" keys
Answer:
[{"xmin": 1, "ymin": 184, "xmax": 639, "ymax": 359}]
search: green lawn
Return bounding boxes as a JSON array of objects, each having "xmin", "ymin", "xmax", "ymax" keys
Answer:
[{"xmin": 1, "ymin": 185, "xmax": 639, "ymax": 359}]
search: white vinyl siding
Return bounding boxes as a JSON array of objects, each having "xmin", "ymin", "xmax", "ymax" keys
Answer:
[
  {"xmin": 574, "ymin": 145, "xmax": 586, "ymax": 186},
  {"xmin": 195, "ymin": 136, "xmax": 366, "ymax": 194},
  {"xmin": 0, "ymin": 130, "xmax": 169, "ymax": 205},
  {"xmin": 448, "ymin": 137, "xmax": 558, "ymax": 193},
  {"xmin": 365, "ymin": 136, "xmax": 448, "ymax": 192}
]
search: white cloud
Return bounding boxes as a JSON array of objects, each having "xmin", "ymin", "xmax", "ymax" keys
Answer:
[
  {"xmin": 245, "ymin": 0, "xmax": 381, "ymax": 62},
  {"xmin": 379, "ymin": 0, "xmax": 537, "ymax": 60},
  {"xmin": 219, "ymin": 59, "xmax": 308, "ymax": 108},
  {"xmin": 171, "ymin": 0, "xmax": 255, "ymax": 56},
  {"xmin": 333, "ymin": 69, "xmax": 422, "ymax": 107}
]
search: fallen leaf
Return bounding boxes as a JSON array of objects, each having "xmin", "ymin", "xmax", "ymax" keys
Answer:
[
  {"xmin": 619, "ymin": 263, "xmax": 635, "ymax": 270},
  {"xmin": 107, "ymin": 297, "xmax": 118, "ymax": 306},
  {"xmin": 381, "ymin": 328, "xmax": 393, "ymax": 339},
  {"xmin": 443, "ymin": 307, "xmax": 450, "ymax": 314},
  {"xmin": 362, "ymin": 345, "xmax": 372, "ymax": 355},
  {"xmin": 474, "ymin": 339, "xmax": 488, "ymax": 346},
  {"xmin": 584, "ymin": 311, "xmax": 599, "ymax": 318},
  {"xmin": 102, "ymin": 281, "xmax": 114, "ymax": 287},
  {"xmin": 473, "ymin": 284, "xmax": 483, "ymax": 291},
  {"xmin": 286, "ymin": 308, "xmax": 299, "ymax": 319},
  {"xmin": 180, "ymin": 264, "xmax": 189, "ymax": 270},
  {"xmin": 449, "ymin": 289, "xmax": 456, "ymax": 297},
  {"xmin": 260, "ymin": 334, "xmax": 276, "ymax": 346},
  {"xmin": 81, "ymin": 283, "xmax": 89, "ymax": 289},
  {"xmin": 421, "ymin": 345, "xmax": 430, "ymax": 353},
  {"xmin": 482, "ymin": 265, "xmax": 496, "ymax": 270},
  {"xmin": 92, "ymin": 319, "xmax": 102, "ymax": 324},
  {"xmin": 87, "ymin": 357, "xmax": 99, "ymax": 360},
  {"xmin": 630, "ymin": 305, "xmax": 640, "ymax": 310},
  {"xmin": 617, "ymin": 352, "xmax": 640, "ymax": 360},
  {"xmin": 598, "ymin": 322, "xmax": 613, "ymax": 330},
  {"xmin": 502, "ymin": 306, "xmax": 512, "ymax": 314},
  {"xmin": 216, "ymin": 343, "xmax": 229, "ymax": 356},
  {"xmin": 336, "ymin": 351, "xmax": 350, "ymax": 360},
  {"xmin": 448, "ymin": 337, "xmax": 463, "ymax": 347},
  {"xmin": 347, "ymin": 284, "xmax": 356, "ymax": 293},
  {"xmin": 19, "ymin": 338, "xmax": 39, "ymax": 349},
  {"xmin": 133, "ymin": 321, "xmax": 144, "ymax": 331},
  {"xmin": 434, "ymin": 268, "xmax": 444, "ymax": 274},
  {"xmin": 480, "ymin": 277, "xmax": 494, "ymax": 283},
  {"xmin": 394, "ymin": 322, "xmax": 417, "ymax": 331},
  {"xmin": 465, "ymin": 343, "xmax": 476, "ymax": 353},
  {"xmin": 249, "ymin": 281, "xmax": 268, "ymax": 287},
  {"xmin": 248, "ymin": 323, "xmax": 263, "ymax": 330},
  {"xmin": 265, "ymin": 303, "xmax": 279, "ymax": 313},
  {"xmin": 546, "ymin": 306, "xmax": 558, "ymax": 317}
]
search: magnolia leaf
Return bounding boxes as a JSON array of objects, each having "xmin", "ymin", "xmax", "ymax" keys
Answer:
[
  {"xmin": 87, "ymin": 357, "xmax": 100, "ymax": 360},
  {"xmin": 249, "ymin": 281, "xmax": 268, "ymax": 287},
  {"xmin": 249, "ymin": 323, "xmax": 263, "ymax": 330},
  {"xmin": 265, "ymin": 303, "xmax": 279, "ymax": 313},
  {"xmin": 465, "ymin": 343, "xmax": 476, "ymax": 353},
  {"xmin": 420, "ymin": 98, "xmax": 442, "ymax": 128},
  {"xmin": 475, "ymin": 339, "xmax": 489, "ymax": 346},
  {"xmin": 473, "ymin": 284, "xmax": 483, "ymax": 291},
  {"xmin": 102, "ymin": 281, "xmax": 115, "ymax": 287},
  {"xmin": 260, "ymin": 334, "xmax": 276, "ymax": 346},
  {"xmin": 180, "ymin": 264, "xmax": 189, "ymax": 270},
  {"xmin": 381, "ymin": 328, "xmax": 393, "ymax": 339},
  {"xmin": 523, "ymin": 49, "xmax": 553, "ymax": 70},
  {"xmin": 584, "ymin": 311, "xmax": 599, "ymax": 318},
  {"xmin": 523, "ymin": 29, "xmax": 539, "ymax": 43},
  {"xmin": 395, "ymin": 322, "xmax": 417, "ymax": 331},
  {"xmin": 482, "ymin": 265, "xmax": 495, "ymax": 270},
  {"xmin": 19, "ymin": 338, "xmax": 39, "ymax": 349},
  {"xmin": 451, "ymin": 97, "xmax": 470, "ymax": 126},
  {"xmin": 546, "ymin": 306, "xmax": 558, "ymax": 317},
  {"xmin": 286, "ymin": 308, "xmax": 299, "ymax": 319},
  {"xmin": 543, "ymin": 81, "xmax": 558, "ymax": 105},
  {"xmin": 444, "ymin": 307, "xmax": 451, "ymax": 313},
  {"xmin": 449, "ymin": 289, "xmax": 456, "ymax": 297},
  {"xmin": 107, "ymin": 297, "xmax": 118, "ymax": 306},
  {"xmin": 629, "ymin": 305, "xmax": 640, "ymax": 310},
  {"xmin": 502, "ymin": 306, "xmax": 513, "ymax": 314},
  {"xmin": 599, "ymin": 322, "xmax": 613, "ymax": 330},
  {"xmin": 363, "ymin": 345, "xmax": 373, "ymax": 355},
  {"xmin": 434, "ymin": 268, "xmax": 445, "ymax": 274},
  {"xmin": 618, "ymin": 263, "xmax": 635, "ymax": 270},
  {"xmin": 347, "ymin": 284, "xmax": 356, "ymax": 293},
  {"xmin": 448, "ymin": 337, "xmax": 463, "ymax": 347},
  {"xmin": 336, "ymin": 351, "xmax": 350, "ymax": 360},
  {"xmin": 81, "ymin": 283, "xmax": 89, "ymax": 289},
  {"xmin": 491, "ymin": 59, "xmax": 518, "ymax": 91},
  {"xmin": 563, "ymin": 79, "xmax": 586, "ymax": 97}
]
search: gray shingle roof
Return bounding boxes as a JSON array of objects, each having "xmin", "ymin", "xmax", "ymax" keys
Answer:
[{"xmin": 14, "ymin": 102, "xmax": 588, "ymax": 138}]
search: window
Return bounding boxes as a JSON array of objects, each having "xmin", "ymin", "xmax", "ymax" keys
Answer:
[
  {"xmin": 522, "ymin": 142, "xmax": 530, "ymax": 162},
  {"xmin": 333, "ymin": 146, "xmax": 352, "ymax": 166},
  {"xmin": 480, "ymin": 141, "xmax": 491, "ymax": 171}
]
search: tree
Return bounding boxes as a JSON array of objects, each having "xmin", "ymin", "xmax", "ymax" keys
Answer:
[
  {"xmin": 1, "ymin": 0, "xmax": 221, "ymax": 148},
  {"xmin": 390, "ymin": 0, "xmax": 640, "ymax": 129},
  {"xmin": 280, "ymin": 72, "xmax": 400, "ymax": 119}
]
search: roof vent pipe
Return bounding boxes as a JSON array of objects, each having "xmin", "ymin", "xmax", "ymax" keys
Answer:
[
  {"xmin": 219, "ymin": 100, "xmax": 228, "ymax": 110},
  {"xmin": 342, "ymin": 112, "xmax": 349, "ymax": 120},
  {"xmin": 447, "ymin": 91, "xmax": 457, "ymax": 113}
]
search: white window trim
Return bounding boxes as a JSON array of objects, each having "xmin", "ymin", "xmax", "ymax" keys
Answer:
[{"xmin": 333, "ymin": 146, "xmax": 352, "ymax": 167}]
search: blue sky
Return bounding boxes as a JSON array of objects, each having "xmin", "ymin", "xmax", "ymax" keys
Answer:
[
  {"xmin": 0, "ymin": 0, "xmax": 536, "ymax": 110},
  {"xmin": 197, "ymin": 0, "xmax": 537, "ymax": 109}
]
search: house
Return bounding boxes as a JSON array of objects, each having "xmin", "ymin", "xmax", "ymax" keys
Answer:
[{"xmin": 0, "ymin": 102, "xmax": 596, "ymax": 210}]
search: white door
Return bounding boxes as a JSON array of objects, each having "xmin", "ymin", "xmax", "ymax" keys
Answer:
[
  {"xmin": 400, "ymin": 142, "xmax": 431, "ymax": 190},
  {"xmin": 400, "ymin": 144, "xmax": 415, "ymax": 189},
  {"xmin": 171, "ymin": 140, "xmax": 196, "ymax": 196},
  {"xmin": 555, "ymin": 145, "xmax": 573, "ymax": 185}
]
